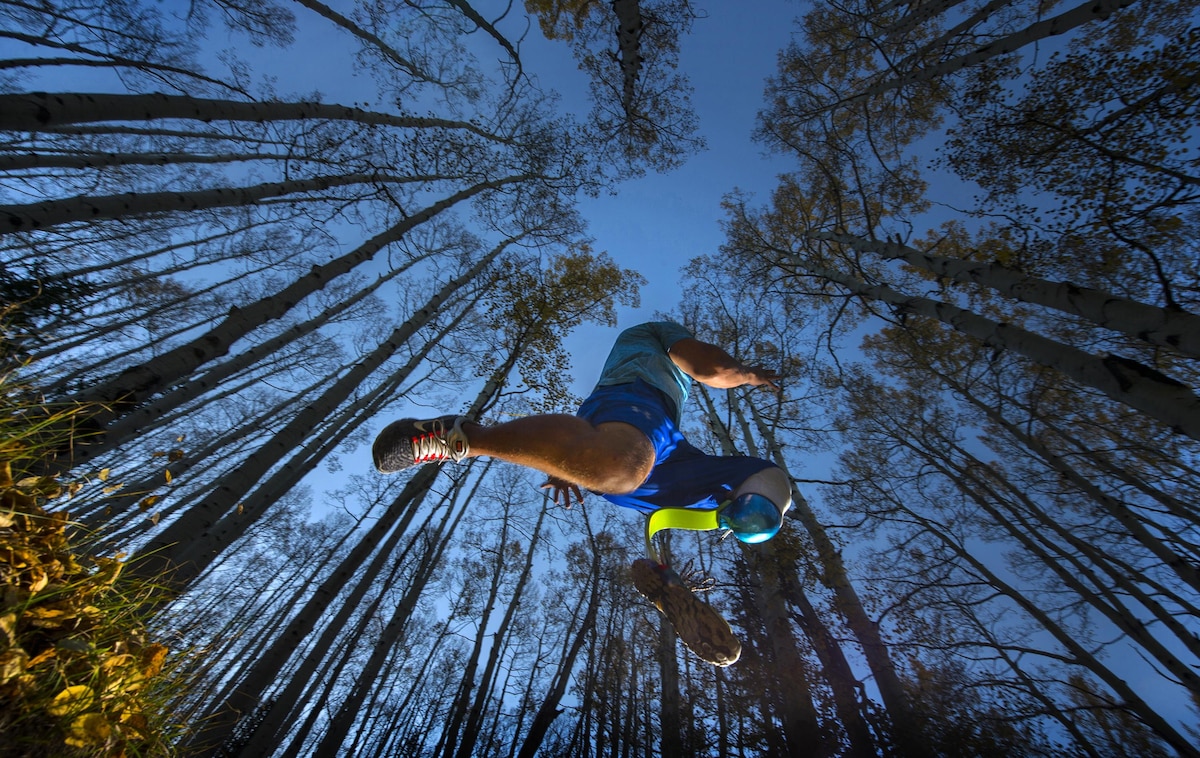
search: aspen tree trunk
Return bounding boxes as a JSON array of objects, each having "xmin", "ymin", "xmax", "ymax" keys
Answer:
[
  {"xmin": 0, "ymin": 92, "xmax": 508, "ymax": 140},
  {"xmin": 0, "ymin": 150, "xmax": 288, "ymax": 171},
  {"xmin": 981, "ymin": 459, "xmax": 1200, "ymax": 655},
  {"xmin": 455, "ymin": 505, "xmax": 548, "ymax": 758},
  {"xmin": 741, "ymin": 544, "xmax": 831, "ymax": 755},
  {"xmin": 699, "ymin": 388, "xmax": 829, "ymax": 752},
  {"xmin": 310, "ymin": 486, "xmax": 471, "ymax": 758},
  {"xmin": 1056, "ymin": 426, "xmax": 1200, "ymax": 526},
  {"xmin": 68, "ymin": 174, "xmax": 530, "ymax": 421},
  {"xmin": 276, "ymin": 533, "xmax": 416, "ymax": 757},
  {"xmin": 181, "ymin": 521, "xmax": 361, "ymax": 718},
  {"xmin": 860, "ymin": 0, "xmax": 1138, "ymax": 100},
  {"xmin": 155, "ymin": 302, "xmax": 473, "ymax": 560},
  {"xmin": 912, "ymin": 433, "xmax": 1200, "ymax": 695},
  {"xmin": 745, "ymin": 399, "xmax": 932, "ymax": 758},
  {"xmin": 96, "ymin": 233, "xmax": 477, "ymax": 453},
  {"xmin": 185, "ymin": 465, "xmax": 441, "ymax": 756},
  {"xmin": 611, "ymin": 0, "xmax": 645, "ymax": 117},
  {"xmin": 42, "ymin": 220, "xmax": 263, "ymax": 281},
  {"xmin": 729, "ymin": 394, "xmax": 879, "ymax": 756},
  {"xmin": 515, "ymin": 509, "xmax": 605, "ymax": 758},
  {"xmin": 291, "ymin": 0, "xmax": 426, "ymax": 79},
  {"xmin": 0, "ymin": 172, "xmax": 417, "ymax": 232},
  {"xmin": 133, "ymin": 250, "xmax": 497, "ymax": 590},
  {"xmin": 918, "ymin": 514, "xmax": 1199, "ymax": 757},
  {"xmin": 885, "ymin": 0, "xmax": 1008, "ymax": 38},
  {"xmin": 970, "ymin": 616, "xmax": 1105, "ymax": 758},
  {"xmin": 34, "ymin": 256, "xmax": 280, "ymax": 367},
  {"xmin": 247, "ymin": 469, "xmax": 466, "ymax": 757},
  {"xmin": 812, "ymin": 231, "xmax": 1200, "ymax": 358},
  {"xmin": 377, "ymin": 609, "xmax": 465, "ymax": 755},
  {"xmin": 792, "ymin": 258, "xmax": 1200, "ymax": 440},
  {"xmin": 207, "ymin": 349, "xmax": 518, "ymax": 755},
  {"xmin": 71, "ymin": 368, "xmax": 328, "ymax": 530},
  {"xmin": 932, "ymin": 366, "xmax": 1200, "ymax": 593},
  {"xmin": 656, "ymin": 596, "xmax": 683, "ymax": 758},
  {"xmin": 439, "ymin": 504, "xmax": 517, "ymax": 758}
]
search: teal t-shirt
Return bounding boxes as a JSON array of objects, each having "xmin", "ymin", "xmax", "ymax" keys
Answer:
[{"xmin": 594, "ymin": 322, "xmax": 694, "ymax": 422}]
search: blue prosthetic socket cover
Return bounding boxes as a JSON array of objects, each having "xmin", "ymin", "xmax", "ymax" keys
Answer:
[{"xmin": 718, "ymin": 493, "xmax": 783, "ymax": 544}]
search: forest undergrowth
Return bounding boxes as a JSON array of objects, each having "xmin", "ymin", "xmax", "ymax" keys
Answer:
[{"xmin": 0, "ymin": 350, "xmax": 183, "ymax": 758}]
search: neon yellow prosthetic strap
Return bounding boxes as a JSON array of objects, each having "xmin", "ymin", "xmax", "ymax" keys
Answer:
[{"xmin": 644, "ymin": 506, "xmax": 722, "ymax": 562}]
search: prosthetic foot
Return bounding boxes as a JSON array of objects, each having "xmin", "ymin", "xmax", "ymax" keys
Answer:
[{"xmin": 630, "ymin": 558, "xmax": 741, "ymax": 667}]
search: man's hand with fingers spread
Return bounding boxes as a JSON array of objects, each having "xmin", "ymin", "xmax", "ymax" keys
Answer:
[{"xmin": 541, "ymin": 475, "xmax": 584, "ymax": 508}]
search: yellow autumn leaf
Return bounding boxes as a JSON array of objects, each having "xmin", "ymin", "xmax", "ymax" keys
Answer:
[
  {"xmin": 48, "ymin": 684, "xmax": 94, "ymax": 716},
  {"xmin": 0, "ymin": 612, "xmax": 16, "ymax": 646},
  {"xmin": 138, "ymin": 496, "xmax": 158, "ymax": 510},
  {"xmin": 168, "ymin": 449, "xmax": 184, "ymax": 462},
  {"xmin": 0, "ymin": 649, "xmax": 29, "ymax": 683},
  {"xmin": 141, "ymin": 643, "xmax": 169, "ymax": 678},
  {"xmin": 98, "ymin": 468, "xmax": 110, "ymax": 482},
  {"xmin": 26, "ymin": 606, "xmax": 77, "ymax": 629},
  {"xmin": 164, "ymin": 469, "xmax": 172, "ymax": 484},
  {"xmin": 92, "ymin": 556, "xmax": 123, "ymax": 586},
  {"xmin": 120, "ymin": 709, "xmax": 149, "ymax": 736},
  {"xmin": 102, "ymin": 653, "xmax": 136, "ymax": 673},
  {"xmin": 64, "ymin": 712, "xmax": 112, "ymax": 747},
  {"xmin": 28, "ymin": 567, "xmax": 49, "ymax": 594}
]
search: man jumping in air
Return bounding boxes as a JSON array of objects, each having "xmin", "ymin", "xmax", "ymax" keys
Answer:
[{"xmin": 372, "ymin": 321, "xmax": 792, "ymax": 665}]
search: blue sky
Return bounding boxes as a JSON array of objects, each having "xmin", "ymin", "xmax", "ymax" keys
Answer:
[{"xmin": 521, "ymin": 1, "xmax": 803, "ymax": 393}]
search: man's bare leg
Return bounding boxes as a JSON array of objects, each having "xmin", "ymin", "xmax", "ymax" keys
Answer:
[
  {"xmin": 463, "ymin": 415, "xmax": 654, "ymax": 494},
  {"xmin": 373, "ymin": 413, "xmax": 654, "ymax": 495}
]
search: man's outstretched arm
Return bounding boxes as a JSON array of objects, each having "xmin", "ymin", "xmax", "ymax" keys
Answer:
[{"xmin": 668, "ymin": 338, "xmax": 781, "ymax": 391}]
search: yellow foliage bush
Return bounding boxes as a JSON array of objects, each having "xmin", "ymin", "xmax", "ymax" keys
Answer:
[{"xmin": 0, "ymin": 380, "xmax": 179, "ymax": 757}]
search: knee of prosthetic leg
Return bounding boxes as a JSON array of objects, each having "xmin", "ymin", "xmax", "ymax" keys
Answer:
[{"xmin": 718, "ymin": 467, "xmax": 792, "ymax": 544}]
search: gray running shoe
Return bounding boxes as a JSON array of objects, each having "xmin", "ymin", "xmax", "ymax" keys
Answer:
[
  {"xmin": 631, "ymin": 558, "xmax": 741, "ymax": 667},
  {"xmin": 372, "ymin": 415, "xmax": 470, "ymax": 473}
]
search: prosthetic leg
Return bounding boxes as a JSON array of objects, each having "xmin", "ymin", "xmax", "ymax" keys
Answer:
[{"xmin": 630, "ymin": 506, "xmax": 742, "ymax": 667}]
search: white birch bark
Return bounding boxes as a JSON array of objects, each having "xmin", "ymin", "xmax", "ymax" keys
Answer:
[
  {"xmin": 139, "ymin": 244, "xmax": 502, "ymax": 588},
  {"xmin": 746, "ymin": 399, "xmax": 932, "ymax": 758},
  {"xmin": 0, "ymin": 171, "xmax": 426, "ymax": 232},
  {"xmin": 932, "ymin": 365, "xmax": 1200, "ymax": 593},
  {"xmin": 0, "ymin": 92, "xmax": 511, "ymax": 142},
  {"xmin": 813, "ymin": 231, "xmax": 1200, "ymax": 358},
  {"xmin": 70, "ymin": 174, "xmax": 530, "ymax": 412},
  {"xmin": 920, "ymin": 514, "xmax": 1199, "ymax": 757},
  {"xmin": 90, "ymin": 243, "xmax": 443, "ymax": 455},
  {"xmin": 795, "ymin": 258, "xmax": 1200, "ymax": 440},
  {"xmin": 187, "ymin": 464, "xmax": 441, "ymax": 757},
  {"xmin": 862, "ymin": 0, "xmax": 1139, "ymax": 99}
]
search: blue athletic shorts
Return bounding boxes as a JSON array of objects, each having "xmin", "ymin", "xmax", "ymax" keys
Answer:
[{"xmin": 576, "ymin": 379, "xmax": 775, "ymax": 514}]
